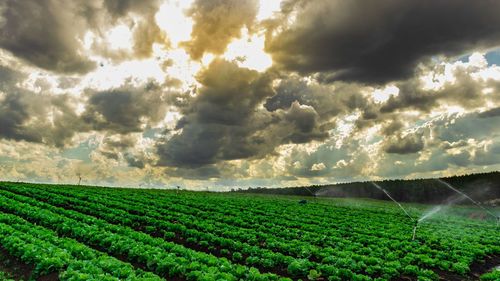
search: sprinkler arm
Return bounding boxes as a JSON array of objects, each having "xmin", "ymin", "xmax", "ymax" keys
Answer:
[{"xmin": 411, "ymin": 220, "xmax": 418, "ymax": 241}]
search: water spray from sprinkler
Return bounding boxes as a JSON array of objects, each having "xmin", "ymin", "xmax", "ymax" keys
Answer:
[
  {"xmin": 437, "ymin": 179, "xmax": 499, "ymax": 224},
  {"xmin": 371, "ymin": 182, "xmax": 418, "ymax": 240},
  {"xmin": 371, "ymin": 182, "xmax": 413, "ymax": 220},
  {"xmin": 304, "ymin": 186, "xmax": 317, "ymax": 203}
]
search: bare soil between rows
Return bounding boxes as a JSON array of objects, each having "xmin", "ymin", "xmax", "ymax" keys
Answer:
[{"xmin": 0, "ymin": 247, "xmax": 60, "ymax": 281}]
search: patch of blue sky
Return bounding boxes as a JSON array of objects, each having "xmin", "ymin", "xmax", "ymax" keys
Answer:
[
  {"xmin": 0, "ymin": 155, "xmax": 13, "ymax": 165},
  {"xmin": 142, "ymin": 128, "xmax": 163, "ymax": 139},
  {"xmin": 411, "ymin": 119, "xmax": 428, "ymax": 128},
  {"xmin": 363, "ymin": 136, "xmax": 382, "ymax": 145},
  {"xmin": 485, "ymin": 47, "xmax": 500, "ymax": 66},
  {"xmin": 453, "ymin": 47, "xmax": 500, "ymax": 66},
  {"xmin": 456, "ymin": 54, "xmax": 470, "ymax": 63},
  {"xmin": 61, "ymin": 139, "xmax": 94, "ymax": 163}
]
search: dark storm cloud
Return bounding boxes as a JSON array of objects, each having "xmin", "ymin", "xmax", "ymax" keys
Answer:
[
  {"xmin": 124, "ymin": 152, "xmax": 146, "ymax": 169},
  {"xmin": 384, "ymin": 133, "xmax": 425, "ymax": 154},
  {"xmin": 103, "ymin": 0, "xmax": 166, "ymax": 59},
  {"xmin": 381, "ymin": 120, "xmax": 404, "ymax": 136},
  {"xmin": 284, "ymin": 138, "xmax": 371, "ymax": 179},
  {"xmin": 265, "ymin": 75, "xmax": 367, "ymax": 120},
  {"xmin": 0, "ymin": 0, "xmax": 165, "ymax": 73},
  {"xmin": 0, "ymin": 66, "xmax": 87, "ymax": 147},
  {"xmin": 166, "ymin": 166, "xmax": 221, "ymax": 180},
  {"xmin": 352, "ymin": 60, "xmax": 500, "ymax": 135},
  {"xmin": 282, "ymin": 102, "xmax": 327, "ymax": 143},
  {"xmin": 82, "ymin": 82, "xmax": 168, "ymax": 134},
  {"xmin": 259, "ymin": 61, "xmax": 500, "ymax": 170},
  {"xmin": 181, "ymin": 0, "xmax": 259, "ymax": 60},
  {"xmin": 478, "ymin": 107, "xmax": 500, "ymax": 118},
  {"xmin": 382, "ymin": 68, "xmax": 486, "ymax": 113},
  {"xmin": 156, "ymin": 59, "xmax": 275, "ymax": 167},
  {"xmin": 103, "ymin": 136, "xmax": 136, "ymax": 150},
  {"xmin": 132, "ymin": 20, "xmax": 167, "ymax": 59},
  {"xmin": 376, "ymin": 111, "xmax": 500, "ymax": 177},
  {"xmin": 95, "ymin": 135, "xmax": 151, "ymax": 169},
  {"xmin": 155, "ymin": 59, "xmax": 329, "ymax": 169},
  {"xmin": 0, "ymin": 62, "xmax": 173, "ymax": 149},
  {"xmin": 432, "ymin": 113, "xmax": 500, "ymax": 167},
  {"xmin": 267, "ymin": 59, "xmax": 500, "ymax": 143},
  {"xmin": 266, "ymin": 0, "xmax": 500, "ymax": 83},
  {"xmin": 0, "ymin": 0, "xmax": 96, "ymax": 73},
  {"xmin": 103, "ymin": 0, "xmax": 160, "ymax": 18},
  {"xmin": 431, "ymin": 112, "xmax": 500, "ymax": 144},
  {"xmin": 473, "ymin": 142, "xmax": 500, "ymax": 166}
]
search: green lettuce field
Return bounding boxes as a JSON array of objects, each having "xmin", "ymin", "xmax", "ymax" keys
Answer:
[{"xmin": 0, "ymin": 182, "xmax": 498, "ymax": 281}]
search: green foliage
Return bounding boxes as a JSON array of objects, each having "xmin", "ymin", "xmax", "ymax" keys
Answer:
[
  {"xmin": 163, "ymin": 231, "xmax": 176, "ymax": 240},
  {"xmin": 451, "ymin": 262, "xmax": 470, "ymax": 275},
  {"xmin": 0, "ymin": 270, "xmax": 15, "ymax": 281},
  {"xmin": 232, "ymin": 252, "xmax": 243, "ymax": 261},
  {"xmin": 0, "ymin": 181, "xmax": 498, "ymax": 281},
  {"xmin": 236, "ymin": 171, "xmax": 500, "ymax": 205},
  {"xmin": 287, "ymin": 259, "xmax": 311, "ymax": 277},
  {"xmin": 307, "ymin": 269, "xmax": 321, "ymax": 280},
  {"xmin": 480, "ymin": 270, "xmax": 500, "ymax": 281}
]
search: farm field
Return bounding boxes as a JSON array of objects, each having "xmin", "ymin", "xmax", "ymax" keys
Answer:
[{"xmin": 0, "ymin": 182, "xmax": 498, "ymax": 281}]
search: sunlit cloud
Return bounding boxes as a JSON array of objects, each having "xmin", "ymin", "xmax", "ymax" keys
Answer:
[
  {"xmin": 108, "ymin": 25, "xmax": 134, "ymax": 50},
  {"xmin": 82, "ymin": 56, "xmax": 167, "ymax": 90},
  {"xmin": 223, "ymin": 28, "xmax": 273, "ymax": 72},
  {"xmin": 256, "ymin": 0, "xmax": 283, "ymax": 21},
  {"xmin": 155, "ymin": 0, "xmax": 195, "ymax": 47},
  {"xmin": 372, "ymin": 85, "xmax": 399, "ymax": 103}
]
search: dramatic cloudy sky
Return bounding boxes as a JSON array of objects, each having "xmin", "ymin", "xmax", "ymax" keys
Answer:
[{"xmin": 1, "ymin": 0, "xmax": 500, "ymax": 190}]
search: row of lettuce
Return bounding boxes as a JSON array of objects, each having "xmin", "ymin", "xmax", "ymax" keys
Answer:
[
  {"xmin": 0, "ymin": 211, "xmax": 165, "ymax": 280},
  {"xmin": 13, "ymin": 183, "xmax": 497, "ymax": 277},
  {"xmin": 0, "ymin": 190, "xmax": 294, "ymax": 281},
  {"xmin": 0, "ymin": 270, "xmax": 15, "ymax": 281},
  {"xmin": 0, "ymin": 182, "xmax": 498, "ymax": 281}
]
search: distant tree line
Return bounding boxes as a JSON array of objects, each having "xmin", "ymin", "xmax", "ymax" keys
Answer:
[{"xmin": 233, "ymin": 172, "xmax": 500, "ymax": 204}]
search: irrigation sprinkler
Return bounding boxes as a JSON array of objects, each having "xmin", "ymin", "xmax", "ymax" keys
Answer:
[
  {"xmin": 176, "ymin": 186, "xmax": 180, "ymax": 196},
  {"xmin": 437, "ymin": 179, "xmax": 499, "ymax": 224},
  {"xmin": 371, "ymin": 182, "xmax": 418, "ymax": 240},
  {"xmin": 304, "ymin": 186, "xmax": 317, "ymax": 203},
  {"xmin": 371, "ymin": 183, "xmax": 413, "ymax": 220},
  {"xmin": 411, "ymin": 220, "xmax": 418, "ymax": 241}
]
